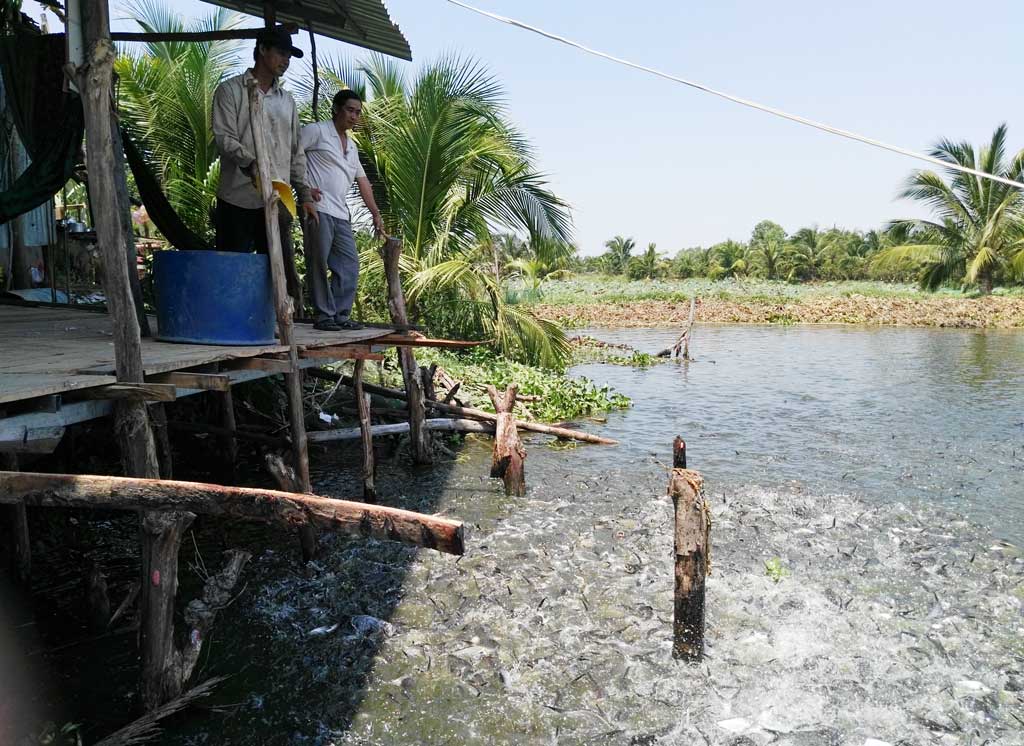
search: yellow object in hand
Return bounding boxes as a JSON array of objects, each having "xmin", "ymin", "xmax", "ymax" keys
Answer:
[{"xmin": 272, "ymin": 180, "xmax": 297, "ymax": 218}]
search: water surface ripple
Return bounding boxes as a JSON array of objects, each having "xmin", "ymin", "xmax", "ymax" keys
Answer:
[{"xmin": 174, "ymin": 325, "xmax": 1024, "ymax": 745}]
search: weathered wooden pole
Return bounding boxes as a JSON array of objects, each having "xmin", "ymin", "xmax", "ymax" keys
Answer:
[
  {"xmin": 353, "ymin": 360, "xmax": 377, "ymax": 502},
  {"xmin": 1, "ymin": 452, "xmax": 30, "ymax": 583},
  {"xmin": 486, "ymin": 385, "xmax": 526, "ymax": 496},
  {"xmin": 246, "ymin": 77, "xmax": 316, "ymax": 561},
  {"xmin": 668, "ymin": 437, "xmax": 709, "ymax": 661},
  {"xmin": 681, "ymin": 297, "xmax": 696, "ymax": 360},
  {"xmin": 79, "ymin": 0, "xmax": 178, "ymax": 710},
  {"xmin": 219, "ymin": 389, "xmax": 239, "ymax": 482},
  {"xmin": 0, "ymin": 471, "xmax": 467, "ymax": 555},
  {"xmin": 381, "ymin": 237, "xmax": 432, "ymax": 464}
]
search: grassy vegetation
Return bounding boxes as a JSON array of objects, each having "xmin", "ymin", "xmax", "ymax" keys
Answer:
[
  {"xmin": 525, "ymin": 276, "xmax": 1024, "ymax": 308},
  {"xmin": 516, "ymin": 275, "xmax": 1024, "ymax": 329}
]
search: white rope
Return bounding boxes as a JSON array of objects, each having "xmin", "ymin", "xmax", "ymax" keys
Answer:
[{"xmin": 447, "ymin": 0, "xmax": 1024, "ymax": 192}]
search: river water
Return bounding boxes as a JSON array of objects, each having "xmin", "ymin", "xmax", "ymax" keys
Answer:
[{"xmin": 9, "ymin": 325, "xmax": 1024, "ymax": 745}]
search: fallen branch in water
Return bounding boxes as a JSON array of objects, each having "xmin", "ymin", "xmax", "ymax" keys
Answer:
[{"xmin": 309, "ymin": 418, "xmax": 495, "ymax": 442}]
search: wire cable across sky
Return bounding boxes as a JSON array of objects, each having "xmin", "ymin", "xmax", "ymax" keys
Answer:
[{"xmin": 447, "ymin": 0, "xmax": 1024, "ymax": 192}]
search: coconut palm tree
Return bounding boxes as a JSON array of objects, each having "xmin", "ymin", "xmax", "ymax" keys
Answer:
[
  {"xmin": 783, "ymin": 227, "xmax": 832, "ymax": 281},
  {"xmin": 115, "ymin": 0, "xmax": 244, "ymax": 240},
  {"xmin": 628, "ymin": 242, "xmax": 666, "ymax": 280},
  {"xmin": 709, "ymin": 240, "xmax": 748, "ymax": 279},
  {"xmin": 303, "ymin": 55, "xmax": 573, "ymax": 367},
  {"xmin": 748, "ymin": 220, "xmax": 785, "ymax": 280},
  {"xmin": 873, "ymin": 125, "xmax": 1024, "ymax": 293},
  {"xmin": 600, "ymin": 235, "xmax": 635, "ymax": 275}
]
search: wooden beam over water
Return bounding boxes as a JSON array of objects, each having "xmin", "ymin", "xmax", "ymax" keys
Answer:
[{"xmin": 0, "ymin": 471, "xmax": 465, "ymax": 555}]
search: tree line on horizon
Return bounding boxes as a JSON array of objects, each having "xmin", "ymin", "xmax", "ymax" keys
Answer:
[{"xmin": 580, "ymin": 125, "xmax": 1024, "ymax": 295}]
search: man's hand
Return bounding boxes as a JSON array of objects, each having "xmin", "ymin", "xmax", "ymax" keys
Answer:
[
  {"xmin": 311, "ymin": 188, "xmax": 323, "ymax": 202},
  {"xmin": 301, "ymin": 202, "xmax": 319, "ymax": 226},
  {"xmin": 371, "ymin": 212, "xmax": 385, "ymax": 237}
]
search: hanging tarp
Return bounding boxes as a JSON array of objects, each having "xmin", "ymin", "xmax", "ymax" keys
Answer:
[
  {"xmin": 0, "ymin": 32, "xmax": 84, "ymax": 224},
  {"xmin": 121, "ymin": 125, "xmax": 212, "ymax": 251}
]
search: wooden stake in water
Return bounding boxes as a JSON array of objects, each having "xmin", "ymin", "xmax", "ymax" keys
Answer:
[{"xmin": 669, "ymin": 437, "xmax": 708, "ymax": 661}]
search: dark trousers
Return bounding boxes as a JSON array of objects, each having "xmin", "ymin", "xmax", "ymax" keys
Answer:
[{"xmin": 215, "ymin": 199, "xmax": 303, "ymax": 312}]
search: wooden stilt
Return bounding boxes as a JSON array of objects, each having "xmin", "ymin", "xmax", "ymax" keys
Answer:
[
  {"xmin": 264, "ymin": 454, "xmax": 317, "ymax": 561},
  {"xmin": 78, "ymin": 0, "xmax": 176, "ymax": 709},
  {"xmin": 308, "ymin": 24, "xmax": 320, "ymax": 120},
  {"xmin": 149, "ymin": 404, "xmax": 173, "ymax": 479},
  {"xmin": 1, "ymin": 452, "xmax": 30, "ymax": 583},
  {"xmin": 668, "ymin": 438, "xmax": 709, "ymax": 662},
  {"xmin": 420, "ymin": 363, "xmax": 438, "ymax": 402},
  {"xmin": 84, "ymin": 560, "xmax": 111, "ymax": 629},
  {"xmin": 381, "ymin": 237, "xmax": 432, "ymax": 464},
  {"xmin": 353, "ymin": 360, "xmax": 377, "ymax": 502},
  {"xmin": 246, "ymin": 76, "xmax": 316, "ymax": 560},
  {"xmin": 219, "ymin": 389, "xmax": 239, "ymax": 481},
  {"xmin": 486, "ymin": 385, "xmax": 526, "ymax": 496}
]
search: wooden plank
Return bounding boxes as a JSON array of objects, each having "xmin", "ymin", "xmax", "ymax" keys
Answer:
[
  {"xmin": 0, "ymin": 374, "xmax": 118, "ymax": 404},
  {"xmin": 111, "ymin": 23, "xmax": 297, "ymax": 42},
  {"xmin": 222, "ymin": 357, "xmax": 294, "ymax": 374},
  {"xmin": 300, "ymin": 345, "xmax": 385, "ymax": 361},
  {"xmin": 83, "ymin": 383, "xmax": 178, "ymax": 402},
  {"xmin": 148, "ymin": 372, "xmax": 231, "ymax": 392},
  {"xmin": 371, "ymin": 334, "xmax": 486, "ymax": 349}
]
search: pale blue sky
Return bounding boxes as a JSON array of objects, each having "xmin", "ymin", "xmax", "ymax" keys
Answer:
[{"xmin": 32, "ymin": 0, "xmax": 1024, "ymax": 255}]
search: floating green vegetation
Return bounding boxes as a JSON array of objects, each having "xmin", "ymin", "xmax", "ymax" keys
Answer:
[
  {"xmin": 413, "ymin": 347, "xmax": 631, "ymax": 423},
  {"xmin": 764, "ymin": 557, "xmax": 790, "ymax": 583}
]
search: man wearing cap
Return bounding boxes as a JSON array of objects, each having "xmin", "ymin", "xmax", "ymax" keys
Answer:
[{"xmin": 211, "ymin": 25, "xmax": 315, "ymax": 306}]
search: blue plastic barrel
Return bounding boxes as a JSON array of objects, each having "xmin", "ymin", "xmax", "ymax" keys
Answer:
[{"xmin": 153, "ymin": 250, "xmax": 277, "ymax": 345}]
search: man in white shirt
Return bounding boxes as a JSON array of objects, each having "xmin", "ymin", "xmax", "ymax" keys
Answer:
[
  {"xmin": 300, "ymin": 90, "xmax": 384, "ymax": 331},
  {"xmin": 212, "ymin": 25, "xmax": 314, "ymax": 307}
]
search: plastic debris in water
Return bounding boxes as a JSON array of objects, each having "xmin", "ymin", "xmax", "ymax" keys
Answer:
[{"xmin": 307, "ymin": 623, "xmax": 339, "ymax": 637}]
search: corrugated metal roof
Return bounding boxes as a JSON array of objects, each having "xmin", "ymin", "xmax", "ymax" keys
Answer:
[{"xmin": 201, "ymin": 0, "xmax": 411, "ymax": 60}]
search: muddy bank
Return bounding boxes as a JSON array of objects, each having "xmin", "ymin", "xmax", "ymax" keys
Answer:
[{"xmin": 535, "ymin": 295, "xmax": 1024, "ymax": 328}]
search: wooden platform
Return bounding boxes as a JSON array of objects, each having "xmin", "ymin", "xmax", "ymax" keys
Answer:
[{"xmin": 0, "ymin": 304, "xmax": 394, "ymax": 405}]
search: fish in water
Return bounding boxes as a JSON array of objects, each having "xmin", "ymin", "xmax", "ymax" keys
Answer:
[{"xmin": 307, "ymin": 623, "xmax": 339, "ymax": 637}]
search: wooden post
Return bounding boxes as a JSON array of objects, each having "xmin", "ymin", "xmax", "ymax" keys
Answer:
[
  {"xmin": 673, "ymin": 436, "xmax": 686, "ymax": 469},
  {"xmin": 149, "ymin": 404, "xmax": 173, "ymax": 479},
  {"xmin": 672, "ymin": 297, "xmax": 697, "ymax": 360},
  {"xmin": 486, "ymin": 385, "xmax": 526, "ymax": 496},
  {"xmin": 111, "ymin": 122, "xmax": 151, "ymax": 337},
  {"xmin": 353, "ymin": 360, "xmax": 377, "ymax": 502},
  {"xmin": 1, "ymin": 453, "xmax": 30, "ymax": 583},
  {"xmin": 264, "ymin": 454, "xmax": 317, "ymax": 561},
  {"xmin": 246, "ymin": 76, "xmax": 316, "ymax": 560},
  {"xmin": 668, "ymin": 438, "xmax": 709, "ymax": 662},
  {"xmin": 79, "ymin": 0, "xmax": 179, "ymax": 710},
  {"xmin": 420, "ymin": 363, "xmax": 438, "ymax": 402},
  {"xmin": 381, "ymin": 237, "xmax": 432, "ymax": 463},
  {"xmin": 219, "ymin": 389, "xmax": 239, "ymax": 482},
  {"xmin": 308, "ymin": 24, "xmax": 319, "ymax": 120}
]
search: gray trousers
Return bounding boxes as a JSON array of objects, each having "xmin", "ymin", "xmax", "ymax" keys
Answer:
[{"xmin": 305, "ymin": 213, "xmax": 358, "ymax": 322}]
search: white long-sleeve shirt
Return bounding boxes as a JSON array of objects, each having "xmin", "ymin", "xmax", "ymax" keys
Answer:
[{"xmin": 212, "ymin": 70, "xmax": 310, "ymax": 209}]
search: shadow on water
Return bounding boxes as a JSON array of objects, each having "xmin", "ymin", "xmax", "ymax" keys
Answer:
[
  {"xmin": 0, "ymin": 410, "xmax": 483, "ymax": 744},
  {"xmin": 156, "ymin": 436, "xmax": 485, "ymax": 745}
]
